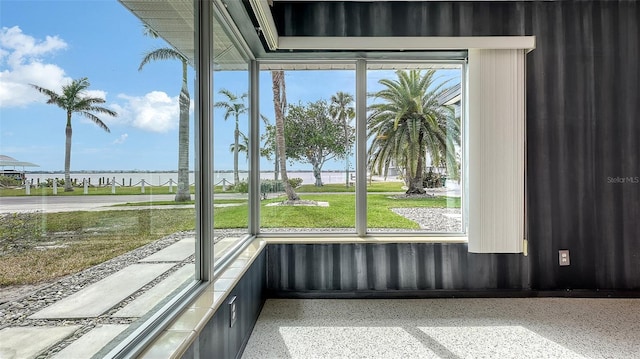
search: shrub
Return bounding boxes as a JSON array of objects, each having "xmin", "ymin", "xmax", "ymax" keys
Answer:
[
  {"xmin": 233, "ymin": 180, "xmax": 293, "ymax": 194},
  {"xmin": 234, "ymin": 181, "xmax": 249, "ymax": 193},
  {"xmin": 423, "ymin": 169, "xmax": 445, "ymax": 188},
  {"xmin": 0, "ymin": 175, "xmax": 21, "ymax": 187},
  {"xmin": 261, "ymin": 180, "xmax": 284, "ymax": 193},
  {"xmin": 288, "ymin": 177, "xmax": 303, "ymax": 188}
]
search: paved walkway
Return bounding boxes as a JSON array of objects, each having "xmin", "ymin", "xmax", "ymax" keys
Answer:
[{"xmin": 0, "ymin": 236, "xmax": 241, "ymax": 358}]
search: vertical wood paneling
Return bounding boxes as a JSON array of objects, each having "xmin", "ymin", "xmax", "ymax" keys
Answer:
[{"xmin": 270, "ymin": 0, "xmax": 640, "ymax": 291}]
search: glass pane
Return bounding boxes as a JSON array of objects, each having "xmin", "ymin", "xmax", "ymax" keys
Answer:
[
  {"xmin": 212, "ymin": 12, "xmax": 250, "ymax": 259},
  {"xmin": 366, "ymin": 64, "xmax": 464, "ymax": 233},
  {"xmin": 259, "ymin": 64, "xmax": 356, "ymax": 233},
  {"xmin": 0, "ymin": 0, "xmax": 196, "ymax": 356}
]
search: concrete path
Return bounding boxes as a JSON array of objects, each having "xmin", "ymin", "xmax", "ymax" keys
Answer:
[
  {"xmin": 0, "ymin": 234, "xmax": 241, "ymax": 357},
  {"xmin": 52, "ymin": 324, "xmax": 128, "ymax": 359},
  {"xmin": 140, "ymin": 237, "xmax": 196, "ymax": 263},
  {"xmin": 0, "ymin": 326, "xmax": 81, "ymax": 358},
  {"xmin": 112, "ymin": 265, "xmax": 194, "ymax": 318},
  {"xmin": 29, "ymin": 263, "xmax": 175, "ymax": 319}
]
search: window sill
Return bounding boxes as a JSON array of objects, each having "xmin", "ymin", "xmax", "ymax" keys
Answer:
[
  {"xmin": 137, "ymin": 238, "xmax": 266, "ymax": 359},
  {"xmin": 262, "ymin": 235, "xmax": 468, "ymax": 244}
]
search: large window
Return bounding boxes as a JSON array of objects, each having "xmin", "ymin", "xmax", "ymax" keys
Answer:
[
  {"xmin": 211, "ymin": 17, "xmax": 251, "ymax": 262},
  {"xmin": 258, "ymin": 64, "xmax": 357, "ymax": 234},
  {"xmin": 0, "ymin": 0, "xmax": 197, "ymax": 357},
  {"xmin": 252, "ymin": 62, "xmax": 466, "ymax": 236},
  {"xmin": 366, "ymin": 63, "xmax": 465, "ymax": 234}
]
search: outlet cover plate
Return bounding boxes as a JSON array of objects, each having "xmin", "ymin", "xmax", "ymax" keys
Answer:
[{"xmin": 559, "ymin": 250, "xmax": 570, "ymax": 266}]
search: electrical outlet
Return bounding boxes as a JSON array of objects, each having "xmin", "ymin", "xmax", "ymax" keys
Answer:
[
  {"xmin": 559, "ymin": 250, "xmax": 570, "ymax": 266},
  {"xmin": 229, "ymin": 296, "xmax": 237, "ymax": 328}
]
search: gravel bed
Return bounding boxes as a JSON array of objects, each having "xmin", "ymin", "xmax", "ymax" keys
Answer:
[
  {"xmin": 0, "ymin": 229, "xmax": 243, "ymax": 358},
  {"xmin": 391, "ymin": 207, "xmax": 462, "ymax": 232}
]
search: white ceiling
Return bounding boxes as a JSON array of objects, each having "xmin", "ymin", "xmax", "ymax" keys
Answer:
[{"xmin": 119, "ymin": 0, "xmax": 247, "ymax": 69}]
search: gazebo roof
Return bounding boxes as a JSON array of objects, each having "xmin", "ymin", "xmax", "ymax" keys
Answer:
[{"xmin": 0, "ymin": 155, "xmax": 39, "ymax": 168}]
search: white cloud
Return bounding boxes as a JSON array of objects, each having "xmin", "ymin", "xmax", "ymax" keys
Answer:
[
  {"xmin": 0, "ymin": 26, "xmax": 69, "ymax": 107},
  {"xmin": 85, "ymin": 89, "xmax": 107, "ymax": 100},
  {"xmin": 113, "ymin": 133, "xmax": 128, "ymax": 144},
  {"xmin": 110, "ymin": 91, "xmax": 182, "ymax": 133},
  {"xmin": 0, "ymin": 26, "xmax": 67, "ymax": 67}
]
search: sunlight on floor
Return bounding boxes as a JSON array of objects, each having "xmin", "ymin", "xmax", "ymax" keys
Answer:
[{"xmin": 272, "ymin": 325, "xmax": 582, "ymax": 358}]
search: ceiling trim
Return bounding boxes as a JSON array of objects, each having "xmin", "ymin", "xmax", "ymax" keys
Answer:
[
  {"xmin": 278, "ymin": 36, "xmax": 536, "ymax": 51},
  {"xmin": 249, "ymin": 0, "xmax": 279, "ymax": 51}
]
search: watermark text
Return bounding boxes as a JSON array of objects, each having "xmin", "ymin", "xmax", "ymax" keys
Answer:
[{"xmin": 607, "ymin": 176, "xmax": 639, "ymax": 184}]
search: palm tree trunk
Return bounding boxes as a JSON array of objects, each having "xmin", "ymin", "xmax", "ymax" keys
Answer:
[
  {"xmin": 271, "ymin": 71, "xmax": 299, "ymax": 201},
  {"xmin": 406, "ymin": 146, "xmax": 426, "ymax": 195},
  {"xmin": 233, "ymin": 122, "xmax": 240, "ymax": 184},
  {"xmin": 274, "ymin": 151, "xmax": 279, "ymax": 181},
  {"xmin": 344, "ymin": 121, "xmax": 349, "ymax": 188},
  {"xmin": 175, "ymin": 60, "xmax": 191, "ymax": 202},
  {"xmin": 64, "ymin": 112, "xmax": 73, "ymax": 192}
]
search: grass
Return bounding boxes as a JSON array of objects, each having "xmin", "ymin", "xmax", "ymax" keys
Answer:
[
  {"xmin": 0, "ymin": 209, "xmax": 194, "ymax": 286},
  {"xmin": 0, "ymin": 192, "xmax": 459, "ymax": 286},
  {"xmin": 0, "ymin": 181, "xmax": 405, "ymax": 196},
  {"xmin": 113, "ymin": 199, "xmax": 247, "ymax": 206},
  {"xmin": 211, "ymin": 193, "xmax": 459, "ymax": 229},
  {"xmin": 296, "ymin": 181, "xmax": 405, "ymax": 193}
]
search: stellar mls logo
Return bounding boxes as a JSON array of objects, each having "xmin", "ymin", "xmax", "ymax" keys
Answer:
[{"xmin": 607, "ymin": 176, "xmax": 640, "ymax": 184}]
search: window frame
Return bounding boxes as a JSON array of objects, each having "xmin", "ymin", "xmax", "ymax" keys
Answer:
[{"xmin": 253, "ymin": 59, "xmax": 469, "ymax": 238}]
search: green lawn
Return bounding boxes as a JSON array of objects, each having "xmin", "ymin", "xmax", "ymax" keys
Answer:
[
  {"xmin": 0, "ymin": 181, "xmax": 407, "ymax": 196},
  {"xmin": 296, "ymin": 181, "xmax": 405, "ymax": 193},
  {"xmin": 0, "ymin": 192, "xmax": 459, "ymax": 286},
  {"xmin": 113, "ymin": 199, "xmax": 247, "ymax": 206},
  {"xmin": 211, "ymin": 193, "xmax": 459, "ymax": 229},
  {"xmin": 0, "ymin": 209, "xmax": 195, "ymax": 286}
]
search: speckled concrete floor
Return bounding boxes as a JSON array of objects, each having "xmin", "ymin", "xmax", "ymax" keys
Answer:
[{"xmin": 242, "ymin": 298, "xmax": 640, "ymax": 359}]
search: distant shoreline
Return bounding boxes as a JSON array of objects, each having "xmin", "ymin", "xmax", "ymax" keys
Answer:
[{"xmin": 26, "ymin": 170, "xmax": 350, "ymax": 174}]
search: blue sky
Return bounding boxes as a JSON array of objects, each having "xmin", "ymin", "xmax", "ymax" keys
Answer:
[{"xmin": 1, "ymin": 0, "xmax": 460, "ymax": 173}]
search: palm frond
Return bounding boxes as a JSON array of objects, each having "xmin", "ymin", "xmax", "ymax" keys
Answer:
[{"xmin": 139, "ymin": 47, "xmax": 185, "ymax": 71}]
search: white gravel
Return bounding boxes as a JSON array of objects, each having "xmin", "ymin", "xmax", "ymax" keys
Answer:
[{"xmin": 391, "ymin": 207, "xmax": 462, "ymax": 232}]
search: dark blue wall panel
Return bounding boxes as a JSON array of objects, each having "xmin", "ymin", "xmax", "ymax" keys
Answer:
[
  {"xmin": 266, "ymin": 243, "xmax": 527, "ymax": 294},
  {"xmin": 271, "ymin": 0, "xmax": 640, "ymax": 291},
  {"xmin": 183, "ymin": 250, "xmax": 266, "ymax": 359}
]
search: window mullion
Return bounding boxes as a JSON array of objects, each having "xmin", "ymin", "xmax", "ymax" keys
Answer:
[
  {"xmin": 195, "ymin": 0, "xmax": 214, "ymax": 281},
  {"xmin": 249, "ymin": 60, "xmax": 260, "ymax": 235},
  {"xmin": 355, "ymin": 59, "xmax": 367, "ymax": 236}
]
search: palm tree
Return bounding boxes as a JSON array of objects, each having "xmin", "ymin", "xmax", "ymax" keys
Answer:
[
  {"xmin": 271, "ymin": 70, "xmax": 299, "ymax": 201},
  {"xmin": 367, "ymin": 69, "xmax": 459, "ymax": 194},
  {"xmin": 139, "ymin": 25, "xmax": 191, "ymax": 202},
  {"xmin": 230, "ymin": 132, "xmax": 249, "ymax": 161},
  {"xmin": 31, "ymin": 77, "xmax": 116, "ymax": 192},
  {"xmin": 330, "ymin": 91, "xmax": 355, "ymax": 187},
  {"xmin": 260, "ymin": 118, "xmax": 279, "ymax": 181},
  {"xmin": 214, "ymin": 89, "xmax": 247, "ymax": 185}
]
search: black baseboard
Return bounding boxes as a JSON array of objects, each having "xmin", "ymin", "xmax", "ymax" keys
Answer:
[{"xmin": 266, "ymin": 289, "xmax": 640, "ymax": 299}]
